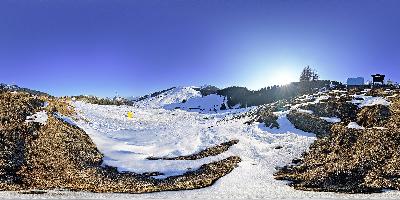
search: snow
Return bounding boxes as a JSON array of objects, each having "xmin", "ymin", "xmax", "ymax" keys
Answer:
[
  {"xmin": 315, "ymin": 95, "xmax": 329, "ymax": 102},
  {"xmin": 320, "ymin": 117, "xmax": 341, "ymax": 123},
  {"xmin": 65, "ymin": 99, "xmax": 319, "ymax": 197},
  {"xmin": 296, "ymin": 109, "xmax": 314, "ymax": 114},
  {"xmin": 135, "ymin": 86, "xmax": 201, "ymax": 108},
  {"xmin": 25, "ymin": 110, "xmax": 48, "ymax": 125},
  {"xmin": 4, "ymin": 89, "xmax": 400, "ymax": 199},
  {"xmin": 164, "ymin": 94, "xmax": 228, "ymax": 113},
  {"xmin": 351, "ymin": 95, "xmax": 391, "ymax": 108},
  {"xmin": 43, "ymin": 101, "xmax": 49, "ymax": 108},
  {"xmin": 54, "ymin": 112, "xmax": 77, "ymax": 126},
  {"xmin": 347, "ymin": 122, "xmax": 365, "ymax": 129}
]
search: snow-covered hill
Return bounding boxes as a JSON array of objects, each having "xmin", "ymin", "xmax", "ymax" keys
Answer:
[
  {"xmin": 134, "ymin": 86, "xmax": 202, "ymax": 108},
  {"xmin": 134, "ymin": 86, "xmax": 234, "ymax": 113},
  {"xmin": 164, "ymin": 94, "xmax": 229, "ymax": 113}
]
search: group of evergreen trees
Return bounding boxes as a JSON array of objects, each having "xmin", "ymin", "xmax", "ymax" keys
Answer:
[
  {"xmin": 215, "ymin": 66, "xmax": 340, "ymax": 108},
  {"xmin": 217, "ymin": 80, "xmax": 336, "ymax": 108}
]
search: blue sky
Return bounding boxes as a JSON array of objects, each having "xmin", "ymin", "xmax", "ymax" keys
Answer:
[{"xmin": 1, "ymin": 0, "xmax": 400, "ymax": 97}]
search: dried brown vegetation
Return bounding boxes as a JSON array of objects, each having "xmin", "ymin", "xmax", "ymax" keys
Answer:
[
  {"xmin": 275, "ymin": 89, "xmax": 400, "ymax": 193},
  {"xmin": 287, "ymin": 111, "xmax": 332, "ymax": 137},
  {"xmin": 0, "ymin": 91, "xmax": 241, "ymax": 193}
]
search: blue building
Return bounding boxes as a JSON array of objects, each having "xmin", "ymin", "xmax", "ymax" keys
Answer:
[{"xmin": 347, "ymin": 77, "xmax": 365, "ymax": 86}]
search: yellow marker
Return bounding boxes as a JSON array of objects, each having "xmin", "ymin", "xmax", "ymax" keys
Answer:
[{"xmin": 127, "ymin": 111, "xmax": 133, "ymax": 119}]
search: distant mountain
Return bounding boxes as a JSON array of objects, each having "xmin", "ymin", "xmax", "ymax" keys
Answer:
[{"xmin": 0, "ymin": 83, "xmax": 50, "ymax": 96}]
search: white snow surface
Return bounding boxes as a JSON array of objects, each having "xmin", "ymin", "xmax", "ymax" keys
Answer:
[
  {"xmin": 351, "ymin": 95, "xmax": 391, "ymax": 108},
  {"xmin": 54, "ymin": 112, "xmax": 77, "ymax": 126},
  {"xmin": 25, "ymin": 110, "xmax": 48, "ymax": 125},
  {"xmin": 296, "ymin": 108, "xmax": 313, "ymax": 114},
  {"xmin": 135, "ymin": 86, "xmax": 201, "ymax": 108},
  {"xmin": 347, "ymin": 122, "xmax": 365, "ymax": 129},
  {"xmin": 72, "ymin": 101, "xmax": 315, "ymax": 179},
  {"xmin": 320, "ymin": 117, "xmax": 342, "ymax": 123},
  {"xmin": 164, "ymin": 94, "xmax": 228, "ymax": 113}
]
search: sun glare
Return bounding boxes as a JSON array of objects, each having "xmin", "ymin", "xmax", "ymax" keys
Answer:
[{"xmin": 272, "ymin": 69, "xmax": 297, "ymax": 86}]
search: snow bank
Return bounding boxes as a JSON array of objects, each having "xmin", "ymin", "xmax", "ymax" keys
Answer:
[
  {"xmin": 54, "ymin": 112, "xmax": 77, "ymax": 126},
  {"xmin": 296, "ymin": 109, "xmax": 313, "ymax": 114},
  {"xmin": 25, "ymin": 111, "xmax": 48, "ymax": 125},
  {"xmin": 135, "ymin": 86, "xmax": 201, "ymax": 108},
  {"xmin": 164, "ymin": 94, "xmax": 227, "ymax": 113},
  {"xmin": 320, "ymin": 117, "xmax": 341, "ymax": 123},
  {"xmin": 347, "ymin": 122, "xmax": 365, "ymax": 129},
  {"xmin": 351, "ymin": 95, "xmax": 390, "ymax": 108}
]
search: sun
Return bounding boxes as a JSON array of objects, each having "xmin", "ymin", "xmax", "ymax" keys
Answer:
[{"xmin": 272, "ymin": 69, "xmax": 297, "ymax": 85}]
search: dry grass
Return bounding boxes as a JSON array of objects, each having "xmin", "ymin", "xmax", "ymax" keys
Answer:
[{"xmin": 0, "ymin": 91, "xmax": 241, "ymax": 193}]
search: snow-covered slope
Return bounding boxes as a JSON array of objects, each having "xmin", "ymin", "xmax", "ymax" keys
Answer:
[
  {"xmin": 134, "ymin": 86, "xmax": 201, "ymax": 108},
  {"xmin": 164, "ymin": 94, "xmax": 228, "ymax": 113},
  {"xmin": 5, "ymin": 89, "xmax": 400, "ymax": 199},
  {"xmin": 71, "ymin": 100, "xmax": 316, "ymax": 197}
]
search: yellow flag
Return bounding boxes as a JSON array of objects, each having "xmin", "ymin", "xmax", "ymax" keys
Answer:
[{"xmin": 127, "ymin": 112, "xmax": 133, "ymax": 118}]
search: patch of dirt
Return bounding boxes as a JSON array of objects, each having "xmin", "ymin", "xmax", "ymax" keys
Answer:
[{"xmin": 147, "ymin": 140, "xmax": 239, "ymax": 160}]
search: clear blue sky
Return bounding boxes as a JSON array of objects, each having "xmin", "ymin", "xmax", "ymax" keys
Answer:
[{"xmin": 1, "ymin": 0, "xmax": 399, "ymax": 97}]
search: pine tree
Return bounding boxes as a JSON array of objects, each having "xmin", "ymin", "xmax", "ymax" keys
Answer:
[
  {"xmin": 300, "ymin": 66, "xmax": 319, "ymax": 82},
  {"xmin": 311, "ymin": 69, "xmax": 319, "ymax": 81},
  {"xmin": 220, "ymin": 103, "xmax": 227, "ymax": 110},
  {"xmin": 300, "ymin": 66, "xmax": 313, "ymax": 82}
]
